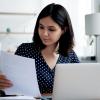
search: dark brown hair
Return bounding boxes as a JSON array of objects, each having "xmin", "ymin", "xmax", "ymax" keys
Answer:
[{"xmin": 33, "ymin": 3, "xmax": 74, "ymax": 56}]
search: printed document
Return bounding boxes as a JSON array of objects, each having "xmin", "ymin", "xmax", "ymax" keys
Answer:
[{"xmin": 0, "ymin": 51, "xmax": 41, "ymax": 97}]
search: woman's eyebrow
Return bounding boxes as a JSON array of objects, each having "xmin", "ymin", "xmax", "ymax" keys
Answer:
[
  {"xmin": 39, "ymin": 23, "xmax": 43, "ymax": 26},
  {"xmin": 39, "ymin": 23, "xmax": 56, "ymax": 28}
]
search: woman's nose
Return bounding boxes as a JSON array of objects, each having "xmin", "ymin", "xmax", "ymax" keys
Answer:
[{"xmin": 43, "ymin": 29, "xmax": 49, "ymax": 36}]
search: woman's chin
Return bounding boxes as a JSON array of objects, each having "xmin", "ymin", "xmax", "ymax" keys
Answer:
[{"xmin": 43, "ymin": 42, "xmax": 52, "ymax": 46}]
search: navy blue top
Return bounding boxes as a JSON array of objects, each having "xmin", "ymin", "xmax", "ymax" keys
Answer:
[{"xmin": 15, "ymin": 42, "xmax": 80, "ymax": 94}]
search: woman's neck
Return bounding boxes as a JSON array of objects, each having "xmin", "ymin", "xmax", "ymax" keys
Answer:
[
  {"xmin": 42, "ymin": 45, "xmax": 57, "ymax": 56},
  {"xmin": 41, "ymin": 45, "xmax": 59, "ymax": 69}
]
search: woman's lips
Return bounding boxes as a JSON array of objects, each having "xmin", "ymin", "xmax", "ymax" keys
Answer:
[{"xmin": 43, "ymin": 39, "xmax": 50, "ymax": 42}]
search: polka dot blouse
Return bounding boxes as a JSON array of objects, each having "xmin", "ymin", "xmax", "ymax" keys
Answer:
[{"xmin": 15, "ymin": 42, "xmax": 80, "ymax": 94}]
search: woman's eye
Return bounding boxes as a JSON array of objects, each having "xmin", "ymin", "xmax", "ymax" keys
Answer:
[
  {"xmin": 39, "ymin": 26, "xmax": 44, "ymax": 29},
  {"xmin": 48, "ymin": 29, "xmax": 55, "ymax": 32}
]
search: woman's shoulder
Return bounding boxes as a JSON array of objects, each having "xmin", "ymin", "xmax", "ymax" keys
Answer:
[
  {"xmin": 60, "ymin": 50, "xmax": 80, "ymax": 63},
  {"xmin": 16, "ymin": 42, "xmax": 39, "ymax": 50},
  {"xmin": 68, "ymin": 49, "xmax": 77, "ymax": 56},
  {"xmin": 17, "ymin": 42, "xmax": 36, "ymax": 48},
  {"xmin": 15, "ymin": 42, "xmax": 39, "ymax": 57}
]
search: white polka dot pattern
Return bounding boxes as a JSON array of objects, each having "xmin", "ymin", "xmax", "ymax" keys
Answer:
[{"xmin": 15, "ymin": 42, "xmax": 80, "ymax": 94}]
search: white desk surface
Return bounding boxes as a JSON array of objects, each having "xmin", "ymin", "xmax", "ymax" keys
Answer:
[
  {"xmin": 0, "ymin": 94, "xmax": 52, "ymax": 100},
  {"xmin": 0, "ymin": 96, "xmax": 36, "ymax": 100}
]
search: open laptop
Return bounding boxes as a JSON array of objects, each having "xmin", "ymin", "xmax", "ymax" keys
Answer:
[{"xmin": 52, "ymin": 63, "xmax": 100, "ymax": 100}]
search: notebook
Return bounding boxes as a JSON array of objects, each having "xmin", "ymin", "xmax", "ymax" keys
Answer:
[{"xmin": 52, "ymin": 63, "xmax": 100, "ymax": 100}]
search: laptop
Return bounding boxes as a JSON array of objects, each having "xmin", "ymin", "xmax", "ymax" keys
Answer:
[{"xmin": 52, "ymin": 63, "xmax": 100, "ymax": 100}]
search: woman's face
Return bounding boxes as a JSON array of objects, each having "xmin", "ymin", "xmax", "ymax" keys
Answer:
[{"xmin": 38, "ymin": 16, "xmax": 64, "ymax": 46}]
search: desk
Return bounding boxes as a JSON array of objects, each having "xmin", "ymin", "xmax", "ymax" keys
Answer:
[
  {"xmin": 0, "ymin": 96, "xmax": 36, "ymax": 100},
  {"xmin": 0, "ymin": 94, "xmax": 52, "ymax": 100}
]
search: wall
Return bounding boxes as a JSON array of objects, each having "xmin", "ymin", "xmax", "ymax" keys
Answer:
[
  {"xmin": 0, "ymin": 0, "xmax": 41, "ymax": 53},
  {"xmin": 0, "ymin": 0, "xmax": 41, "ymax": 33}
]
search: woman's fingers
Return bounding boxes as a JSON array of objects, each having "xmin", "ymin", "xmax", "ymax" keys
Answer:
[
  {"xmin": 0, "ymin": 74, "xmax": 6, "ymax": 79},
  {"xmin": 0, "ymin": 83, "xmax": 12, "ymax": 89},
  {"xmin": 0, "ymin": 74, "xmax": 13, "ymax": 89}
]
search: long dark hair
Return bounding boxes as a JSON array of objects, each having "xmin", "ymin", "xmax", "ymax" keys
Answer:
[{"xmin": 33, "ymin": 3, "xmax": 74, "ymax": 56}]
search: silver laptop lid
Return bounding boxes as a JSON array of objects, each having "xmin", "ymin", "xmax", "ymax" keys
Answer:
[{"xmin": 52, "ymin": 63, "xmax": 100, "ymax": 100}]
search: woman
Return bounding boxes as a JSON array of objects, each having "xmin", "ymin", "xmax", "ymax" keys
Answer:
[{"xmin": 0, "ymin": 3, "xmax": 80, "ymax": 95}]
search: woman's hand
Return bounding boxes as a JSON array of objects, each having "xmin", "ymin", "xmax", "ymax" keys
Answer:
[{"xmin": 0, "ymin": 74, "xmax": 13, "ymax": 89}]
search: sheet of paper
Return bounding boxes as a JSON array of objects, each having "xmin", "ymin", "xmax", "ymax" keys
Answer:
[{"xmin": 0, "ymin": 51, "xmax": 41, "ymax": 97}]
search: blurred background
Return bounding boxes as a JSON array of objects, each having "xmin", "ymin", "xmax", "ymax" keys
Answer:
[{"xmin": 0, "ymin": 0, "xmax": 100, "ymax": 62}]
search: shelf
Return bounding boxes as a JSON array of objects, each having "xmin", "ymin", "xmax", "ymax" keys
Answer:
[
  {"xmin": 0, "ymin": 12, "xmax": 37, "ymax": 16},
  {"xmin": 0, "ymin": 32, "xmax": 32, "ymax": 34}
]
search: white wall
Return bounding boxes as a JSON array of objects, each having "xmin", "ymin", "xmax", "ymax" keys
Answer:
[
  {"xmin": 0, "ymin": 0, "xmax": 41, "ymax": 53},
  {"xmin": 0, "ymin": 0, "xmax": 41, "ymax": 33},
  {"xmin": 0, "ymin": 0, "xmax": 40, "ymax": 13}
]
